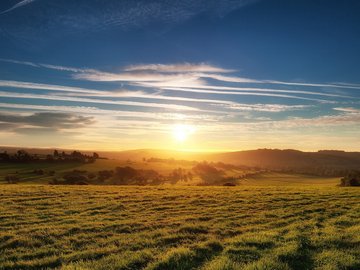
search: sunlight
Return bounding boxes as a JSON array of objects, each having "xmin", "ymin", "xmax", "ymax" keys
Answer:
[{"xmin": 172, "ymin": 124, "xmax": 195, "ymax": 142}]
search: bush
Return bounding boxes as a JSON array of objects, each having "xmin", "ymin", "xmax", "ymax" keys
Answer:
[
  {"xmin": 223, "ymin": 182, "xmax": 236, "ymax": 186},
  {"xmin": 63, "ymin": 171, "xmax": 89, "ymax": 185},
  {"xmin": 49, "ymin": 178, "xmax": 59, "ymax": 185},
  {"xmin": 88, "ymin": 172, "xmax": 96, "ymax": 180},
  {"xmin": 340, "ymin": 172, "xmax": 360, "ymax": 187},
  {"xmin": 340, "ymin": 178, "xmax": 360, "ymax": 187},
  {"xmin": 97, "ymin": 170, "xmax": 113, "ymax": 181},
  {"xmin": 33, "ymin": 169, "xmax": 44, "ymax": 175},
  {"xmin": 5, "ymin": 175, "xmax": 19, "ymax": 184}
]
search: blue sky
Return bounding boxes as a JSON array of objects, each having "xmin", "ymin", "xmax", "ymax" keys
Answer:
[{"xmin": 0, "ymin": 0, "xmax": 359, "ymax": 151}]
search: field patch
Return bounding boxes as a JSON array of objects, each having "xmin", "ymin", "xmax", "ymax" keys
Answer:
[{"xmin": 0, "ymin": 185, "xmax": 359, "ymax": 269}]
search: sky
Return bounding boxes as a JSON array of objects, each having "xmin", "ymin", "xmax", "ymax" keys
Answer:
[{"xmin": 0, "ymin": 0, "xmax": 359, "ymax": 152}]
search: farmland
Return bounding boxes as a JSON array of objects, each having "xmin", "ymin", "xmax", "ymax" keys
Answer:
[{"xmin": 0, "ymin": 184, "xmax": 359, "ymax": 269}]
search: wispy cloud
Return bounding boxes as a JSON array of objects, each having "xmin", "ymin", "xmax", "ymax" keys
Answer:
[
  {"xmin": 0, "ymin": 102, "xmax": 221, "ymax": 122},
  {"xmin": 0, "ymin": 59, "xmax": 95, "ymax": 73},
  {"xmin": 0, "ymin": 80, "xmax": 105, "ymax": 94},
  {"xmin": 0, "ymin": 79, "xmax": 240, "ymax": 107},
  {"xmin": 0, "ymin": 0, "xmax": 36, "ymax": 15},
  {"xmin": 333, "ymin": 107, "xmax": 360, "ymax": 113},
  {"xmin": 124, "ymin": 63, "xmax": 234, "ymax": 73},
  {"xmin": 4, "ymin": 59, "xmax": 360, "ymax": 91},
  {"xmin": 0, "ymin": 0, "xmax": 260, "ymax": 45},
  {"xmin": 156, "ymin": 86, "xmax": 336, "ymax": 103},
  {"xmin": 0, "ymin": 91, "xmax": 200, "ymax": 111},
  {"xmin": 215, "ymin": 103, "xmax": 310, "ymax": 112}
]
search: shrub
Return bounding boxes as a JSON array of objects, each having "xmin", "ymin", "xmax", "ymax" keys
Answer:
[
  {"xmin": 88, "ymin": 172, "xmax": 96, "ymax": 180},
  {"xmin": 223, "ymin": 182, "xmax": 236, "ymax": 186},
  {"xmin": 5, "ymin": 175, "xmax": 19, "ymax": 184},
  {"xmin": 340, "ymin": 171, "xmax": 360, "ymax": 186},
  {"xmin": 97, "ymin": 170, "xmax": 114, "ymax": 181},
  {"xmin": 63, "ymin": 171, "xmax": 89, "ymax": 185},
  {"xmin": 33, "ymin": 169, "xmax": 44, "ymax": 175},
  {"xmin": 49, "ymin": 178, "xmax": 59, "ymax": 185}
]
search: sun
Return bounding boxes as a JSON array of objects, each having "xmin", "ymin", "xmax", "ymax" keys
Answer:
[{"xmin": 172, "ymin": 124, "xmax": 195, "ymax": 142}]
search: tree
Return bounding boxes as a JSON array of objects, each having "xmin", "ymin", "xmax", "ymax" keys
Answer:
[
  {"xmin": 0, "ymin": 151, "xmax": 10, "ymax": 162},
  {"xmin": 193, "ymin": 162, "xmax": 224, "ymax": 185},
  {"xmin": 16, "ymin": 150, "xmax": 32, "ymax": 162},
  {"xmin": 115, "ymin": 166, "xmax": 138, "ymax": 184},
  {"xmin": 54, "ymin": 150, "xmax": 59, "ymax": 157}
]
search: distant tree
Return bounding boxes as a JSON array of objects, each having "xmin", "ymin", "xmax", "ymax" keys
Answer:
[
  {"xmin": 16, "ymin": 150, "xmax": 32, "ymax": 162},
  {"xmin": 0, "ymin": 151, "xmax": 10, "ymax": 162},
  {"xmin": 193, "ymin": 162, "xmax": 224, "ymax": 185},
  {"xmin": 115, "ymin": 166, "xmax": 137, "ymax": 184},
  {"xmin": 54, "ymin": 150, "xmax": 59, "ymax": 157},
  {"xmin": 93, "ymin": 152, "xmax": 99, "ymax": 159}
]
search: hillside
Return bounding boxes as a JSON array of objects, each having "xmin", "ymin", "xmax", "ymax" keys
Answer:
[{"xmin": 2, "ymin": 147, "xmax": 360, "ymax": 176}]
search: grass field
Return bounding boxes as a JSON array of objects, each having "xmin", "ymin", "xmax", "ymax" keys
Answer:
[{"xmin": 0, "ymin": 184, "xmax": 359, "ymax": 269}]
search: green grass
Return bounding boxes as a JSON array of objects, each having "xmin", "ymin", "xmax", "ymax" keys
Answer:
[{"xmin": 0, "ymin": 185, "xmax": 359, "ymax": 269}]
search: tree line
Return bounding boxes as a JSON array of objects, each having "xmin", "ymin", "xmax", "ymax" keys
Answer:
[{"xmin": 0, "ymin": 150, "xmax": 101, "ymax": 163}]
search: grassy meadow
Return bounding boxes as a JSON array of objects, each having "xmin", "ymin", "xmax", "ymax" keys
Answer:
[{"xmin": 0, "ymin": 184, "xmax": 359, "ymax": 270}]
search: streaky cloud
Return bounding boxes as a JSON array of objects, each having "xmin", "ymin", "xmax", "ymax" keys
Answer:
[
  {"xmin": 0, "ymin": 79, "xmax": 243, "ymax": 106},
  {"xmin": 3, "ymin": 58, "xmax": 360, "ymax": 90},
  {"xmin": 0, "ymin": 0, "xmax": 36, "ymax": 15},
  {"xmin": 139, "ymin": 84, "xmax": 350, "ymax": 99},
  {"xmin": 0, "ymin": 103, "xmax": 221, "ymax": 122},
  {"xmin": 0, "ymin": 91, "xmax": 201, "ymax": 112},
  {"xmin": 151, "ymin": 86, "xmax": 337, "ymax": 103},
  {"xmin": 333, "ymin": 107, "xmax": 360, "ymax": 113},
  {"xmin": 124, "ymin": 63, "xmax": 234, "ymax": 73}
]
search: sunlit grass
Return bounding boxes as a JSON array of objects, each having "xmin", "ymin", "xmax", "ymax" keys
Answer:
[{"xmin": 0, "ymin": 185, "xmax": 359, "ymax": 269}]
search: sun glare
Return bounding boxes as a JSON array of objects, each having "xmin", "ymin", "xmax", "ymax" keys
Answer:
[{"xmin": 172, "ymin": 124, "xmax": 195, "ymax": 142}]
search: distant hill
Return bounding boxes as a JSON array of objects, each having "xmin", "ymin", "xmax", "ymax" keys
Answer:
[
  {"xmin": 99, "ymin": 148, "xmax": 360, "ymax": 175},
  {"xmin": 1, "ymin": 147, "xmax": 360, "ymax": 175},
  {"xmin": 207, "ymin": 149, "xmax": 360, "ymax": 172}
]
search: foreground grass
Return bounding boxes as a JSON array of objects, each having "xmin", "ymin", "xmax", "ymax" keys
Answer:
[{"xmin": 0, "ymin": 185, "xmax": 359, "ymax": 269}]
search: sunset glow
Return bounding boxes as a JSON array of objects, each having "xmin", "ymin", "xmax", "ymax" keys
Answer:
[
  {"xmin": 172, "ymin": 124, "xmax": 196, "ymax": 143},
  {"xmin": 0, "ymin": 0, "xmax": 359, "ymax": 152}
]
